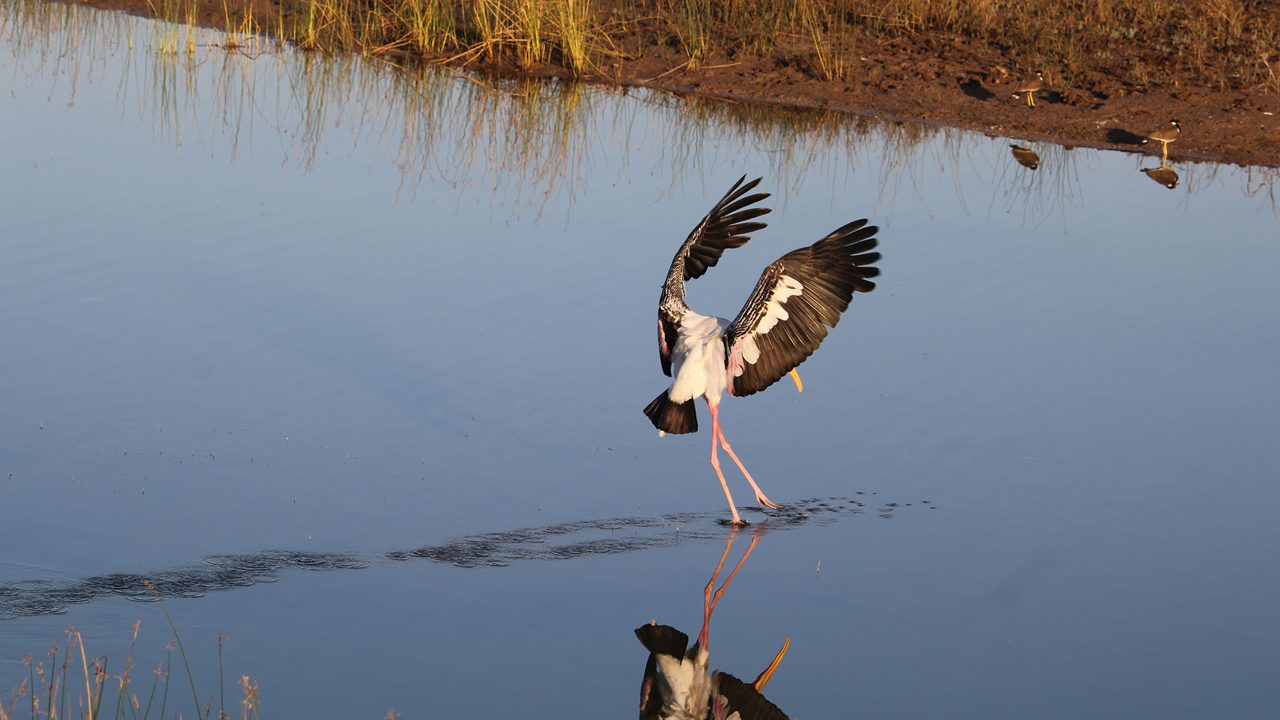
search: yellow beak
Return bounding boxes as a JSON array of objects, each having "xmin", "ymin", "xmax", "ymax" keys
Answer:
[
  {"xmin": 789, "ymin": 369, "xmax": 803, "ymax": 393},
  {"xmin": 752, "ymin": 636, "xmax": 790, "ymax": 690}
]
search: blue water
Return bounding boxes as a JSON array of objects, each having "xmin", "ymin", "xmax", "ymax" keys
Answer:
[{"xmin": 2, "ymin": 5, "xmax": 1279, "ymax": 718}]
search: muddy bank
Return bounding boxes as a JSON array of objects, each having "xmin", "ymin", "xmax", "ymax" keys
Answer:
[
  {"xmin": 614, "ymin": 35, "xmax": 1280, "ymax": 168},
  {"xmin": 59, "ymin": 0, "xmax": 1280, "ymax": 167}
]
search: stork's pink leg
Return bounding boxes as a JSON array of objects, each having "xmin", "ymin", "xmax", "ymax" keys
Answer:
[
  {"xmin": 713, "ymin": 412, "xmax": 782, "ymax": 509},
  {"xmin": 697, "ymin": 531, "xmax": 735, "ymax": 648},
  {"xmin": 708, "ymin": 402, "xmax": 745, "ymax": 525},
  {"xmin": 697, "ymin": 530, "xmax": 761, "ymax": 649}
]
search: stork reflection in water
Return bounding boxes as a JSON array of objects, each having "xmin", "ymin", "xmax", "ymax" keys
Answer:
[
  {"xmin": 645, "ymin": 176, "xmax": 882, "ymax": 524},
  {"xmin": 636, "ymin": 530, "xmax": 791, "ymax": 720}
]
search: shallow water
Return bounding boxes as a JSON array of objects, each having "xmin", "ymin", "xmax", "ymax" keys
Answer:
[{"xmin": 2, "ymin": 5, "xmax": 1279, "ymax": 718}]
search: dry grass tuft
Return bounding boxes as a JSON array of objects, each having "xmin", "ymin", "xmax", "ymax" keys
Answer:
[
  {"xmin": 3, "ymin": 623, "xmax": 257, "ymax": 720},
  {"xmin": 4, "ymin": 586, "xmax": 252, "ymax": 720}
]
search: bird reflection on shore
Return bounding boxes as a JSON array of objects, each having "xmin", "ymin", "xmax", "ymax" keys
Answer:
[
  {"xmin": 1009, "ymin": 143, "xmax": 1041, "ymax": 170},
  {"xmin": 636, "ymin": 530, "xmax": 791, "ymax": 720},
  {"xmin": 994, "ymin": 141, "xmax": 1087, "ymax": 223},
  {"xmin": 1139, "ymin": 160, "xmax": 1180, "ymax": 190}
]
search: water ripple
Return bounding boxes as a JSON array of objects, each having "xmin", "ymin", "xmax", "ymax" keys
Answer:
[
  {"xmin": 0, "ymin": 551, "xmax": 367, "ymax": 620},
  {"xmin": 1, "ymin": 497, "xmax": 900, "ymax": 619},
  {"xmin": 386, "ymin": 497, "xmax": 875, "ymax": 567}
]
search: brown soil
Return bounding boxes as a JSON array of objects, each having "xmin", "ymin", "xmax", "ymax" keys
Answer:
[{"xmin": 62, "ymin": 0, "xmax": 1280, "ymax": 167}]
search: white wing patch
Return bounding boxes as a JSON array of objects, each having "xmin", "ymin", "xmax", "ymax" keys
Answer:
[{"xmin": 733, "ymin": 275, "xmax": 803, "ymax": 374}]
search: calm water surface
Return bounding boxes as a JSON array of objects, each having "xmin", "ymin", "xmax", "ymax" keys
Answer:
[{"xmin": 2, "ymin": 5, "xmax": 1279, "ymax": 718}]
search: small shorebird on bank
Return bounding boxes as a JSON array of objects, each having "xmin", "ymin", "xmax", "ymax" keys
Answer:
[
  {"xmin": 644, "ymin": 176, "xmax": 881, "ymax": 525},
  {"xmin": 1011, "ymin": 71, "xmax": 1045, "ymax": 108},
  {"xmin": 636, "ymin": 531, "xmax": 791, "ymax": 720},
  {"xmin": 1009, "ymin": 143, "xmax": 1041, "ymax": 169},
  {"xmin": 1141, "ymin": 119, "xmax": 1182, "ymax": 160}
]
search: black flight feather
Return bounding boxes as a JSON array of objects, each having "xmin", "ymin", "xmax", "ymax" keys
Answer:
[
  {"xmin": 635, "ymin": 624, "xmax": 691, "ymax": 658},
  {"xmin": 714, "ymin": 672, "xmax": 790, "ymax": 720},
  {"xmin": 724, "ymin": 219, "xmax": 880, "ymax": 397},
  {"xmin": 681, "ymin": 176, "xmax": 773, "ymax": 281},
  {"xmin": 643, "ymin": 391, "xmax": 698, "ymax": 434}
]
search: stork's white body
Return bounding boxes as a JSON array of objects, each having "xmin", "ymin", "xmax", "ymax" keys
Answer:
[{"xmin": 668, "ymin": 312, "xmax": 729, "ymax": 409}]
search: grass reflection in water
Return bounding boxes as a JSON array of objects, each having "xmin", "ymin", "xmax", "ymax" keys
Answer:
[{"xmin": 11, "ymin": 1, "xmax": 1245, "ymax": 220}]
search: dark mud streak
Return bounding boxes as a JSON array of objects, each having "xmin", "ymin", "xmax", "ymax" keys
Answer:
[
  {"xmin": 0, "ymin": 498, "xmax": 895, "ymax": 619},
  {"xmin": 1105, "ymin": 128, "xmax": 1150, "ymax": 146},
  {"xmin": 386, "ymin": 497, "xmax": 874, "ymax": 567},
  {"xmin": 959, "ymin": 80, "xmax": 996, "ymax": 102},
  {"xmin": 0, "ymin": 551, "xmax": 368, "ymax": 620}
]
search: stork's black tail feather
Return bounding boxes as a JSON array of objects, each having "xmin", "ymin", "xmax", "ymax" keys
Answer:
[
  {"xmin": 644, "ymin": 391, "xmax": 698, "ymax": 434},
  {"xmin": 635, "ymin": 623, "xmax": 691, "ymax": 658}
]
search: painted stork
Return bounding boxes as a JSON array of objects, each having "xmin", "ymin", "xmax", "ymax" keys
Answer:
[
  {"xmin": 636, "ymin": 531, "xmax": 791, "ymax": 720},
  {"xmin": 644, "ymin": 176, "xmax": 881, "ymax": 524}
]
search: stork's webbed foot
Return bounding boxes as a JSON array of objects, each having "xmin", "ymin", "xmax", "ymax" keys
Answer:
[{"xmin": 754, "ymin": 494, "xmax": 782, "ymax": 510}]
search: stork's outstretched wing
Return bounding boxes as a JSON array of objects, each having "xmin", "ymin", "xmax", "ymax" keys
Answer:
[
  {"xmin": 723, "ymin": 220, "xmax": 880, "ymax": 397},
  {"xmin": 713, "ymin": 672, "xmax": 790, "ymax": 720},
  {"xmin": 657, "ymin": 176, "xmax": 771, "ymax": 376}
]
